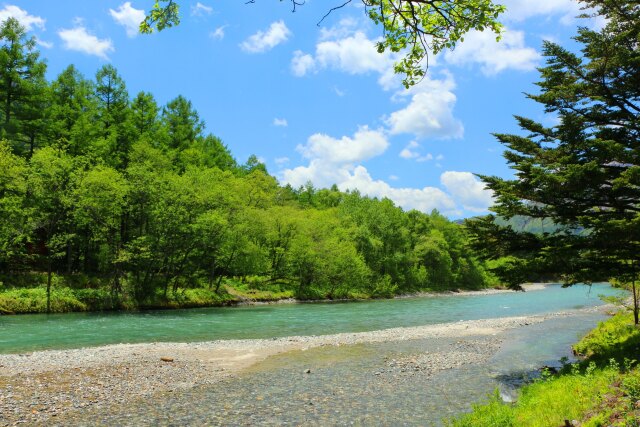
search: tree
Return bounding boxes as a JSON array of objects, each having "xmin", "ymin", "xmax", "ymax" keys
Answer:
[
  {"xmin": 0, "ymin": 18, "xmax": 48, "ymax": 154},
  {"xmin": 73, "ymin": 166, "xmax": 130, "ymax": 295},
  {"xmin": 0, "ymin": 140, "xmax": 30, "ymax": 272},
  {"xmin": 468, "ymin": 0, "xmax": 640, "ymax": 323},
  {"xmin": 130, "ymin": 91, "xmax": 159, "ymax": 138},
  {"xmin": 160, "ymin": 95, "xmax": 203, "ymax": 152},
  {"xmin": 141, "ymin": 0, "xmax": 504, "ymax": 87},
  {"xmin": 95, "ymin": 65, "xmax": 132, "ymax": 168},
  {"xmin": 28, "ymin": 147, "xmax": 75, "ymax": 313},
  {"xmin": 48, "ymin": 65, "xmax": 96, "ymax": 155}
]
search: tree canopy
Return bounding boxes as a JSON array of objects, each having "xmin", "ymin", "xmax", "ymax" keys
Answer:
[
  {"xmin": 467, "ymin": 0, "xmax": 640, "ymax": 323},
  {"xmin": 140, "ymin": 0, "xmax": 505, "ymax": 87}
]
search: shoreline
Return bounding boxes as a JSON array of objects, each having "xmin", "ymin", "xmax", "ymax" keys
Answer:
[
  {"xmin": 0, "ymin": 283, "xmax": 549, "ymax": 316},
  {"xmin": 0, "ymin": 303, "xmax": 609, "ymax": 425},
  {"xmin": 230, "ymin": 283, "xmax": 549, "ymax": 307}
]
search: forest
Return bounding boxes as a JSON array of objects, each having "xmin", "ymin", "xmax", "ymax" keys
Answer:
[{"xmin": 0, "ymin": 17, "xmax": 497, "ymax": 314}]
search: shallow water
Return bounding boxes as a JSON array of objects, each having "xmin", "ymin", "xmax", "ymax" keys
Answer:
[
  {"xmin": 73, "ymin": 312, "xmax": 607, "ymax": 426},
  {"xmin": 0, "ymin": 283, "xmax": 623, "ymax": 353}
]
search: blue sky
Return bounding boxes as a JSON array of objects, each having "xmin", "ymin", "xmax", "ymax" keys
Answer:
[{"xmin": 4, "ymin": 1, "xmax": 600, "ymax": 218}]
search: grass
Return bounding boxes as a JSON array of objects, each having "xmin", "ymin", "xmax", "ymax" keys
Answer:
[
  {"xmin": 225, "ymin": 279, "xmax": 295, "ymax": 302},
  {"xmin": 448, "ymin": 311, "xmax": 640, "ymax": 427},
  {"xmin": 0, "ymin": 287, "xmax": 102, "ymax": 313}
]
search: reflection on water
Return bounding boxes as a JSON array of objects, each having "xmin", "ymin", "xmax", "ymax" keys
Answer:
[{"xmin": 74, "ymin": 312, "xmax": 606, "ymax": 426}]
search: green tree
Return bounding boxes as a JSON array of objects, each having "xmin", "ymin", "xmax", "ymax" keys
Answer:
[
  {"xmin": 469, "ymin": 0, "xmax": 640, "ymax": 323},
  {"xmin": 48, "ymin": 65, "xmax": 97, "ymax": 156},
  {"xmin": 141, "ymin": 0, "xmax": 504, "ymax": 87},
  {"xmin": 130, "ymin": 91, "xmax": 159, "ymax": 138},
  {"xmin": 160, "ymin": 95, "xmax": 204, "ymax": 152},
  {"xmin": 28, "ymin": 147, "xmax": 74, "ymax": 312},
  {"xmin": 95, "ymin": 65, "xmax": 132, "ymax": 168},
  {"xmin": 0, "ymin": 140, "xmax": 30, "ymax": 272},
  {"xmin": 73, "ymin": 166, "xmax": 130, "ymax": 295},
  {"xmin": 0, "ymin": 18, "xmax": 48, "ymax": 154}
]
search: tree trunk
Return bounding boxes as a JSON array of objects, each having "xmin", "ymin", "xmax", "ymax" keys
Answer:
[
  {"xmin": 208, "ymin": 257, "xmax": 217, "ymax": 289},
  {"xmin": 633, "ymin": 278, "xmax": 639, "ymax": 326},
  {"xmin": 632, "ymin": 260, "xmax": 639, "ymax": 325},
  {"xmin": 46, "ymin": 257, "xmax": 52, "ymax": 314}
]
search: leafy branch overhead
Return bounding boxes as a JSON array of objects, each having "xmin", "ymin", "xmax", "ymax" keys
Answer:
[{"xmin": 140, "ymin": 0, "xmax": 505, "ymax": 88}]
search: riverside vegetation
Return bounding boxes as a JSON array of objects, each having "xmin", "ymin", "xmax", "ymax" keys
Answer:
[
  {"xmin": 0, "ymin": 17, "xmax": 498, "ymax": 315},
  {"xmin": 449, "ymin": 310, "xmax": 640, "ymax": 426}
]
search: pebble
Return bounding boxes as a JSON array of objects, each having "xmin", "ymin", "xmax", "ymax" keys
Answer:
[{"xmin": 0, "ymin": 306, "xmax": 607, "ymax": 426}]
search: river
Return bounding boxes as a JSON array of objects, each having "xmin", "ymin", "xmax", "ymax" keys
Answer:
[
  {"xmin": 0, "ymin": 284, "xmax": 627, "ymax": 425},
  {"xmin": 0, "ymin": 283, "xmax": 621, "ymax": 354}
]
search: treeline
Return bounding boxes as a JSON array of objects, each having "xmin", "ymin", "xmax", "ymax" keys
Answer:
[{"xmin": 0, "ymin": 18, "xmax": 495, "ymax": 312}]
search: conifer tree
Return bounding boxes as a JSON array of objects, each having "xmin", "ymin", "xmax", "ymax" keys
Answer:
[{"xmin": 469, "ymin": 0, "xmax": 640, "ymax": 323}]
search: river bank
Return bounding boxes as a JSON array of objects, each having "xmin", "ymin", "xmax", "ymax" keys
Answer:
[
  {"xmin": 0, "ymin": 281, "xmax": 547, "ymax": 315},
  {"xmin": 0, "ymin": 304, "xmax": 608, "ymax": 426},
  {"xmin": 236, "ymin": 283, "xmax": 547, "ymax": 306}
]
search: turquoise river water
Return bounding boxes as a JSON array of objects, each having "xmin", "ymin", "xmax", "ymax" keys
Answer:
[
  {"xmin": 0, "ymin": 283, "xmax": 624, "ymax": 354},
  {"xmin": 58, "ymin": 283, "xmax": 628, "ymax": 426}
]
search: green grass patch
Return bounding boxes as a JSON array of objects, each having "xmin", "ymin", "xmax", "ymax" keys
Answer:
[
  {"xmin": 573, "ymin": 312, "xmax": 640, "ymax": 361},
  {"xmin": 449, "ymin": 365, "xmax": 619, "ymax": 427},
  {"xmin": 448, "ymin": 311, "xmax": 640, "ymax": 426}
]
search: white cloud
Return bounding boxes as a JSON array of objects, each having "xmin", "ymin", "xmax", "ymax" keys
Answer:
[
  {"xmin": 501, "ymin": 0, "xmax": 581, "ymax": 23},
  {"xmin": 282, "ymin": 126, "xmax": 389, "ymax": 190},
  {"xmin": 342, "ymin": 167, "xmax": 459, "ymax": 214},
  {"xmin": 58, "ymin": 26, "xmax": 114, "ymax": 59},
  {"xmin": 399, "ymin": 149, "xmax": 417, "ymax": 159},
  {"xmin": 280, "ymin": 127, "xmax": 465, "ymax": 215},
  {"xmin": 282, "ymin": 162, "xmax": 459, "ymax": 214},
  {"xmin": 400, "ymin": 141, "xmax": 435, "ymax": 162},
  {"xmin": 0, "ymin": 5, "xmax": 45, "ymax": 31},
  {"xmin": 318, "ymin": 17, "xmax": 359, "ymax": 41},
  {"xmin": 282, "ymin": 159, "xmax": 351, "ymax": 189},
  {"xmin": 315, "ymin": 32, "xmax": 389, "ymax": 74},
  {"xmin": 291, "ymin": 51, "xmax": 316, "ymax": 77},
  {"xmin": 445, "ymin": 29, "xmax": 540, "ymax": 75},
  {"xmin": 440, "ymin": 171, "xmax": 494, "ymax": 212},
  {"xmin": 241, "ymin": 20, "xmax": 291, "ymax": 53},
  {"xmin": 109, "ymin": 2, "xmax": 145, "ymax": 38},
  {"xmin": 386, "ymin": 74, "xmax": 464, "ymax": 139},
  {"xmin": 389, "ymin": 175, "xmax": 399, "ymax": 181},
  {"xmin": 37, "ymin": 39, "xmax": 53, "ymax": 49},
  {"xmin": 191, "ymin": 2, "xmax": 213, "ymax": 16},
  {"xmin": 293, "ymin": 31, "xmax": 400, "ymax": 89},
  {"xmin": 210, "ymin": 26, "xmax": 225, "ymax": 40},
  {"xmin": 275, "ymin": 157, "xmax": 290, "ymax": 166},
  {"xmin": 291, "ymin": 19, "xmax": 402, "ymax": 90},
  {"xmin": 333, "ymin": 86, "xmax": 345, "ymax": 97},
  {"xmin": 297, "ymin": 126, "xmax": 388, "ymax": 165},
  {"xmin": 399, "ymin": 141, "xmax": 420, "ymax": 159},
  {"xmin": 273, "ymin": 118, "xmax": 288, "ymax": 127}
]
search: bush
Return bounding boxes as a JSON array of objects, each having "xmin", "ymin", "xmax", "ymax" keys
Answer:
[{"xmin": 0, "ymin": 287, "xmax": 88, "ymax": 313}]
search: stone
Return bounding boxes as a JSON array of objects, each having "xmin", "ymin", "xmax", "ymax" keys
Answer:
[{"xmin": 160, "ymin": 357, "xmax": 174, "ymax": 362}]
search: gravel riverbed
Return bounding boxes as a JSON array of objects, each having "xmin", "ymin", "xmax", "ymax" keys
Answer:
[{"xmin": 0, "ymin": 305, "xmax": 607, "ymax": 426}]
